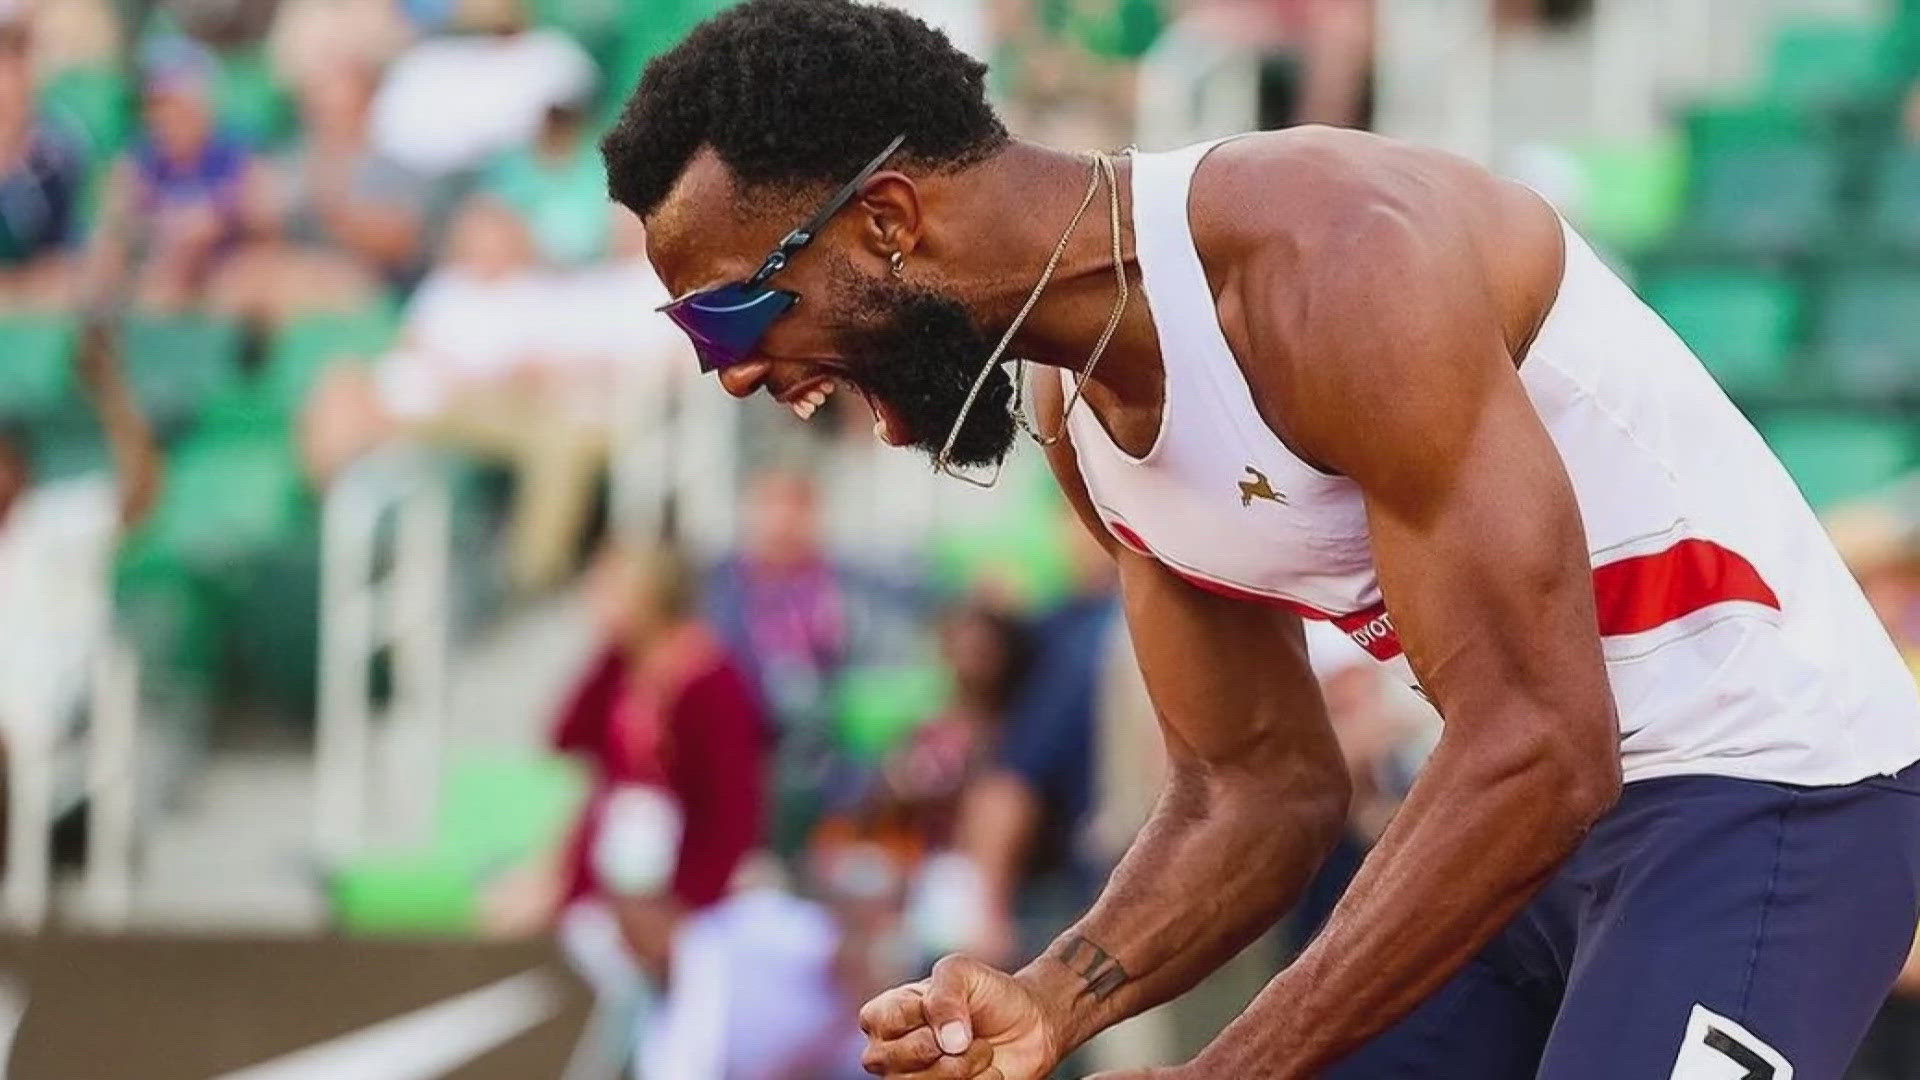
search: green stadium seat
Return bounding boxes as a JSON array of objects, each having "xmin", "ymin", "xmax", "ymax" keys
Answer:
[
  {"xmin": 612, "ymin": 0, "xmax": 736, "ymax": 105},
  {"xmin": 529, "ymin": 0, "xmax": 624, "ymax": 69},
  {"xmin": 21, "ymin": 397, "xmax": 109, "ymax": 481},
  {"xmin": 1683, "ymin": 102, "xmax": 1815, "ymax": 158},
  {"xmin": 1758, "ymin": 411, "xmax": 1916, "ymax": 509},
  {"xmin": 221, "ymin": 528, "xmax": 321, "ymax": 719},
  {"xmin": 330, "ymin": 856, "xmax": 479, "ymax": 936},
  {"xmin": 0, "ymin": 315, "xmax": 77, "ymax": 420},
  {"xmin": 330, "ymin": 752, "xmax": 583, "ymax": 936},
  {"xmin": 1765, "ymin": 19, "xmax": 1901, "ymax": 108},
  {"xmin": 37, "ymin": 67, "xmax": 131, "ymax": 159},
  {"xmin": 1641, "ymin": 269, "xmax": 1803, "ymax": 396},
  {"xmin": 1571, "ymin": 141, "xmax": 1687, "ymax": 255},
  {"xmin": 1896, "ymin": 1, "xmax": 1920, "ymax": 77},
  {"xmin": 213, "ymin": 50, "xmax": 293, "ymax": 149},
  {"xmin": 833, "ymin": 664, "xmax": 948, "ymax": 764},
  {"xmin": 1683, "ymin": 140, "xmax": 1842, "ymax": 257},
  {"xmin": 1812, "ymin": 269, "xmax": 1920, "ymax": 396},
  {"xmin": 1862, "ymin": 146, "xmax": 1920, "ymax": 254},
  {"xmin": 434, "ymin": 752, "xmax": 584, "ymax": 874},
  {"xmin": 117, "ymin": 314, "xmax": 243, "ymax": 435},
  {"xmin": 1045, "ymin": 0, "xmax": 1165, "ymax": 61},
  {"xmin": 260, "ymin": 307, "xmax": 399, "ymax": 417},
  {"xmin": 113, "ymin": 540, "xmax": 224, "ymax": 703},
  {"xmin": 133, "ymin": 429, "xmax": 307, "ymax": 565}
]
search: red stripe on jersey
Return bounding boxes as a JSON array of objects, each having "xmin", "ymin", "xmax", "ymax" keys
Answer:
[
  {"xmin": 1590, "ymin": 537, "xmax": 1780, "ymax": 637},
  {"xmin": 1163, "ymin": 564, "xmax": 1340, "ymax": 621},
  {"xmin": 1332, "ymin": 539, "xmax": 1779, "ymax": 662},
  {"xmin": 1105, "ymin": 519, "xmax": 1155, "ymax": 557},
  {"xmin": 1108, "ymin": 518, "xmax": 1350, "ymax": 621},
  {"xmin": 1104, "ymin": 517, "xmax": 1777, "ymax": 663},
  {"xmin": 1334, "ymin": 603, "xmax": 1401, "ymax": 661}
]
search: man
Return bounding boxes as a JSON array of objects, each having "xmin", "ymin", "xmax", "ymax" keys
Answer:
[
  {"xmin": 0, "ymin": 2, "xmax": 88, "ymax": 310},
  {"xmin": 601, "ymin": 1, "xmax": 1920, "ymax": 1075}
]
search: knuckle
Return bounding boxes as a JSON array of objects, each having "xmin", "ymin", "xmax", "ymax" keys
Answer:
[
  {"xmin": 860, "ymin": 986, "xmax": 921, "ymax": 1036},
  {"xmin": 931, "ymin": 953, "xmax": 972, "ymax": 979},
  {"xmin": 863, "ymin": 1030, "xmax": 943, "ymax": 1075}
]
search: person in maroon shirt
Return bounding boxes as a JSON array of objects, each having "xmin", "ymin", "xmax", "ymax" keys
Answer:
[{"xmin": 551, "ymin": 544, "xmax": 771, "ymax": 973}]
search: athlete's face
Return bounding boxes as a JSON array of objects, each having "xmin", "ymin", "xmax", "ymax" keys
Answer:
[
  {"xmin": 818, "ymin": 253, "xmax": 1018, "ymax": 467},
  {"xmin": 644, "ymin": 151, "xmax": 1018, "ymax": 468}
]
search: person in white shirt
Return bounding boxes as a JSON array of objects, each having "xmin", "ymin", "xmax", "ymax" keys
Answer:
[
  {"xmin": 368, "ymin": 0, "xmax": 596, "ymax": 179},
  {"xmin": 302, "ymin": 198, "xmax": 683, "ymax": 592}
]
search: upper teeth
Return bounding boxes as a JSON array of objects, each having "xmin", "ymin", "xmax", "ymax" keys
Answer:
[{"xmin": 791, "ymin": 382, "xmax": 835, "ymax": 419}]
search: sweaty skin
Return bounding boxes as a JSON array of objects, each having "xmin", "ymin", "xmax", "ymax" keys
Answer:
[{"xmin": 853, "ymin": 128, "xmax": 1622, "ymax": 1080}]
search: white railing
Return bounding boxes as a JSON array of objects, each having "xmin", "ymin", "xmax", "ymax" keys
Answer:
[
  {"xmin": 0, "ymin": 478, "xmax": 139, "ymax": 929},
  {"xmin": 314, "ymin": 449, "xmax": 451, "ymax": 866}
]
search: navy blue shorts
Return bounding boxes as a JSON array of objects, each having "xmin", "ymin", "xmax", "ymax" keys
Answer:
[{"xmin": 1327, "ymin": 761, "xmax": 1920, "ymax": 1080}]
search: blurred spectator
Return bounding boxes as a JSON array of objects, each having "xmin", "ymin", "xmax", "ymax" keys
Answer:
[
  {"xmin": 0, "ymin": 6, "xmax": 85, "ymax": 309},
  {"xmin": 85, "ymin": 37, "xmax": 263, "ymax": 313},
  {"xmin": 544, "ymin": 544, "xmax": 766, "ymax": 967},
  {"xmin": 1830, "ymin": 495, "xmax": 1920, "ymax": 675},
  {"xmin": 91, "ymin": 35, "xmax": 397, "ymax": 325},
  {"xmin": 815, "ymin": 599, "xmax": 1034, "ymax": 923},
  {"xmin": 869, "ymin": 601, "xmax": 1033, "ymax": 852},
  {"xmin": 1174, "ymin": 0, "xmax": 1374, "ymax": 130},
  {"xmin": 996, "ymin": 0, "xmax": 1154, "ymax": 145},
  {"xmin": 956, "ymin": 507, "xmax": 1119, "ymax": 965},
  {"xmin": 541, "ymin": 206, "xmax": 682, "ymax": 377},
  {"xmin": 632, "ymin": 885, "xmax": 869, "ymax": 1079},
  {"xmin": 302, "ymin": 196, "xmax": 617, "ymax": 590},
  {"xmin": 263, "ymin": 52, "xmax": 437, "ymax": 290},
  {"xmin": 707, "ymin": 470, "xmax": 854, "ymax": 852},
  {"xmin": 269, "ymin": 0, "xmax": 413, "ymax": 83},
  {"xmin": 554, "ymin": 543, "xmax": 767, "ymax": 912},
  {"xmin": 483, "ymin": 93, "xmax": 610, "ymax": 267},
  {"xmin": 166, "ymin": 0, "xmax": 282, "ymax": 47},
  {"xmin": 26, "ymin": 0, "xmax": 119, "ymax": 78},
  {"xmin": 541, "ymin": 544, "xmax": 823, "ymax": 1078},
  {"xmin": 1493, "ymin": 0, "xmax": 1592, "ymax": 29},
  {"xmin": 369, "ymin": 0, "xmax": 596, "ymax": 178},
  {"xmin": 708, "ymin": 472, "xmax": 850, "ymax": 721}
]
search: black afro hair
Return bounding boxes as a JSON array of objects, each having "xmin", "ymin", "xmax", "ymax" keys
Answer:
[{"xmin": 601, "ymin": 0, "xmax": 1009, "ymax": 218}]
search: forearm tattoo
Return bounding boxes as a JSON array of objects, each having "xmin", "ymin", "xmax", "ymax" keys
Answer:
[{"xmin": 1052, "ymin": 933, "xmax": 1130, "ymax": 999}]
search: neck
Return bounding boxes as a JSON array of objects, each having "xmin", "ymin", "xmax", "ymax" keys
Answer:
[
  {"xmin": 934, "ymin": 140, "xmax": 1161, "ymax": 414},
  {"xmin": 631, "ymin": 617, "xmax": 710, "ymax": 667}
]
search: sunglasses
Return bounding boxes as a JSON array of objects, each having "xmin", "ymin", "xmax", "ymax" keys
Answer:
[{"xmin": 659, "ymin": 134, "xmax": 907, "ymax": 374}]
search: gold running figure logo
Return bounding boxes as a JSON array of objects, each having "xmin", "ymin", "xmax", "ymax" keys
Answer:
[{"xmin": 1239, "ymin": 466, "xmax": 1286, "ymax": 507}]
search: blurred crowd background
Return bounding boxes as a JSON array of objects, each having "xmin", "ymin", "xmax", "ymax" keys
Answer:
[{"xmin": 9, "ymin": 0, "xmax": 1920, "ymax": 1076}]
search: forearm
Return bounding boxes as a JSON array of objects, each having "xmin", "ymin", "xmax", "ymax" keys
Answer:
[
  {"xmin": 1015, "ymin": 766, "xmax": 1348, "ymax": 1057},
  {"xmin": 1193, "ymin": 727, "xmax": 1618, "ymax": 1078}
]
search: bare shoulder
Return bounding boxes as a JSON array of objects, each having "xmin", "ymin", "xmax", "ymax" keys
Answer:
[
  {"xmin": 1182, "ymin": 128, "xmax": 1564, "ymax": 467},
  {"xmin": 1189, "ymin": 128, "xmax": 1540, "ymax": 259}
]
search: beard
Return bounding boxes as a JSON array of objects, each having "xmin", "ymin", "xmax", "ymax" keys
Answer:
[{"xmin": 830, "ymin": 259, "xmax": 1019, "ymax": 469}]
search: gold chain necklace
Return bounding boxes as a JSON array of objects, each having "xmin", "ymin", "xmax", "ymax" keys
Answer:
[{"xmin": 933, "ymin": 149, "xmax": 1131, "ymax": 486}]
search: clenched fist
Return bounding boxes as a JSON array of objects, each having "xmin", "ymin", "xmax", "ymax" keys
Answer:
[{"xmin": 859, "ymin": 955, "xmax": 1060, "ymax": 1079}]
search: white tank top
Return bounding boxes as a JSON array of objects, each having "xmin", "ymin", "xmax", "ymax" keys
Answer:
[{"xmin": 1068, "ymin": 138, "xmax": 1920, "ymax": 786}]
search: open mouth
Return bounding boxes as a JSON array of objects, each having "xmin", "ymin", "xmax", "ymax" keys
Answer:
[{"xmin": 777, "ymin": 373, "xmax": 913, "ymax": 447}]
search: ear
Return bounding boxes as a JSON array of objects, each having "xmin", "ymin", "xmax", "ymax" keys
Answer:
[{"xmin": 854, "ymin": 172, "xmax": 923, "ymax": 263}]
